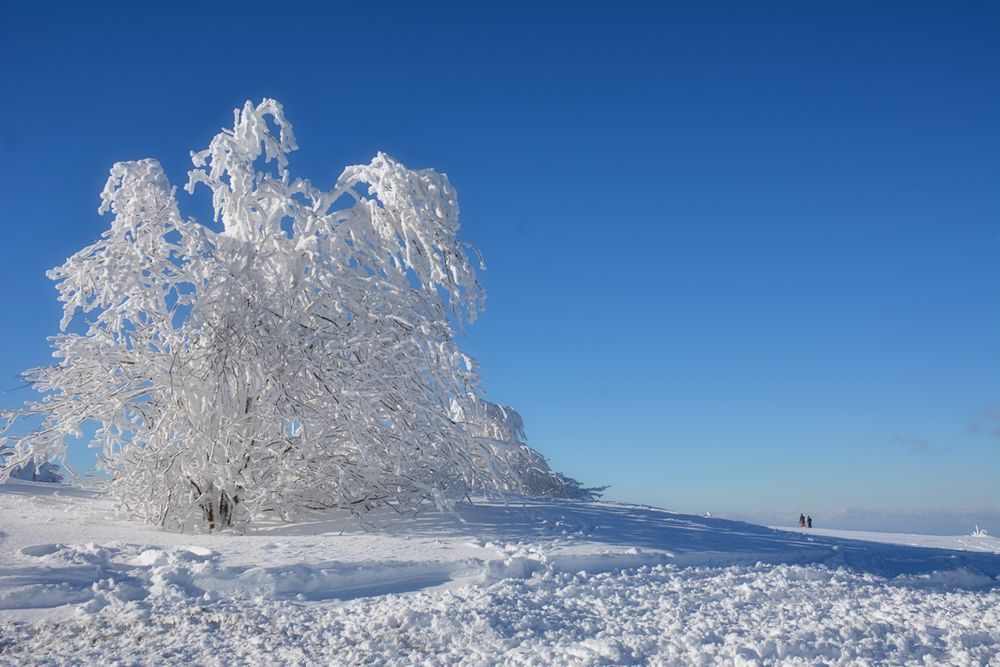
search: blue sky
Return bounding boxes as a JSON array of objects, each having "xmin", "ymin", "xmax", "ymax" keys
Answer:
[{"xmin": 1, "ymin": 1, "xmax": 998, "ymax": 520}]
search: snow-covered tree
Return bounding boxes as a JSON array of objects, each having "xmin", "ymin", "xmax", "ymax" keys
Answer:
[
  {"xmin": 450, "ymin": 394, "xmax": 604, "ymax": 501},
  {"xmin": 0, "ymin": 99, "xmax": 578, "ymax": 530}
]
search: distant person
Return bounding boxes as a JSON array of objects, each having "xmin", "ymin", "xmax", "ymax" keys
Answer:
[
  {"xmin": 799, "ymin": 513, "xmax": 805, "ymax": 528},
  {"xmin": 807, "ymin": 515, "xmax": 812, "ymax": 528}
]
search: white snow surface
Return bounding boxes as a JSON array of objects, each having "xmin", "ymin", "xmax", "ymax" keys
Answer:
[{"xmin": 2, "ymin": 481, "xmax": 999, "ymax": 666}]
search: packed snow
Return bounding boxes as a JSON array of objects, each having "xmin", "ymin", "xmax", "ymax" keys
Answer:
[{"xmin": 1, "ymin": 480, "xmax": 999, "ymax": 665}]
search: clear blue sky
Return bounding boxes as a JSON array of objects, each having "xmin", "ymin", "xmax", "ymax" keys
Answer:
[{"xmin": 2, "ymin": 1, "xmax": 998, "ymax": 517}]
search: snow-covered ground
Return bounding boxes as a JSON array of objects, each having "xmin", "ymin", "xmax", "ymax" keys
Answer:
[{"xmin": 1, "ymin": 481, "xmax": 999, "ymax": 665}]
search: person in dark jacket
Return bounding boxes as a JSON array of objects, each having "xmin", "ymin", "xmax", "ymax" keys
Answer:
[
  {"xmin": 807, "ymin": 515, "xmax": 812, "ymax": 528},
  {"xmin": 799, "ymin": 513, "xmax": 805, "ymax": 528}
]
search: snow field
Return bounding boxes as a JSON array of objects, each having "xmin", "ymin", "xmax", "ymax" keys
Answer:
[
  {"xmin": 3, "ymin": 562, "xmax": 999, "ymax": 666},
  {"xmin": 2, "ymin": 481, "xmax": 1000, "ymax": 665}
]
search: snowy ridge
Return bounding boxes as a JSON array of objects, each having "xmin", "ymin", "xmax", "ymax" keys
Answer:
[{"xmin": 1, "ymin": 480, "xmax": 999, "ymax": 665}]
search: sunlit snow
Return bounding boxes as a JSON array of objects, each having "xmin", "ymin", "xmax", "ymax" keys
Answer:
[{"xmin": 2, "ymin": 480, "xmax": 998, "ymax": 665}]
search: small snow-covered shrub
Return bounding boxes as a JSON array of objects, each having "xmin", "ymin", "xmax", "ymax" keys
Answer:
[
  {"xmin": 1, "ymin": 453, "xmax": 63, "ymax": 483},
  {"xmin": 1, "ymin": 99, "xmax": 591, "ymax": 530}
]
